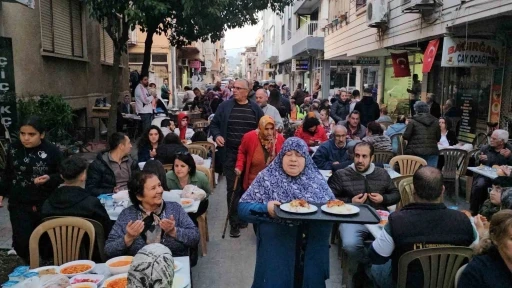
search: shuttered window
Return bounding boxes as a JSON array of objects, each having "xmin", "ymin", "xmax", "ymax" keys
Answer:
[
  {"xmin": 39, "ymin": 0, "xmax": 84, "ymax": 58},
  {"xmin": 100, "ymin": 23, "xmax": 114, "ymax": 64}
]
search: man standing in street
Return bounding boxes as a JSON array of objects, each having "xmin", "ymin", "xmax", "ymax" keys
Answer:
[
  {"xmin": 331, "ymin": 88, "xmax": 351, "ymax": 124},
  {"xmin": 407, "ymin": 74, "xmax": 422, "ymax": 116},
  {"xmin": 292, "ymin": 83, "xmax": 306, "ymax": 106},
  {"xmin": 354, "ymin": 88, "xmax": 380, "ymax": 126},
  {"xmin": 426, "ymin": 94, "xmax": 441, "ymax": 118},
  {"xmin": 161, "ymin": 78, "xmax": 171, "ymax": 102},
  {"xmin": 135, "ymin": 74, "xmax": 154, "ymax": 133},
  {"xmin": 255, "ymin": 89, "xmax": 283, "ymax": 130},
  {"xmin": 210, "ymin": 79, "xmax": 264, "ymax": 237}
]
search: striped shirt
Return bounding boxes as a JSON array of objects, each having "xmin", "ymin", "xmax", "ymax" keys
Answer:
[{"xmin": 226, "ymin": 102, "xmax": 258, "ymax": 152}]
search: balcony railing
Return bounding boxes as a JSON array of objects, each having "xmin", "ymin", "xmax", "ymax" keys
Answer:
[{"xmin": 296, "ymin": 20, "xmax": 320, "ymax": 41}]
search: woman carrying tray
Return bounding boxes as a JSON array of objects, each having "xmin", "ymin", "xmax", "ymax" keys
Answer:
[{"xmin": 238, "ymin": 137, "xmax": 335, "ymax": 288}]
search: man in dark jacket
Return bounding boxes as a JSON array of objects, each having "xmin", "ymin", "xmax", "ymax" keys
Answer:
[
  {"xmin": 42, "ymin": 156, "xmax": 112, "ymax": 238},
  {"xmin": 354, "ymin": 88, "xmax": 380, "ymax": 126},
  {"xmin": 291, "ymin": 83, "xmax": 306, "ymax": 106},
  {"xmin": 369, "ymin": 167, "xmax": 475, "ymax": 288},
  {"xmin": 328, "ymin": 142, "xmax": 400, "ymax": 286},
  {"xmin": 86, "ymin": 132, "xmax": 139, "ymax": 196},
  {"xmin": 426, "ymin": 94, "xmax": 441, "ymax": 118},
  {"xmin": 331, "ymin": 88, "xmax": 351, "ymax": 123},
  {"xmin": 312, "ymin": 125, "xmax": 352, "ymax": 171},
  {"xmin": 403, "ymin": 101, "xmax": 441, "ymax": 167},
  {"xmin": 210, "ymin": 79, "xmax": 264, "ymax": 238}
]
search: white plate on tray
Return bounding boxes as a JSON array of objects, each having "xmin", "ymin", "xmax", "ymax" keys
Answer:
[
  {"xmin": 320, "ymin": 203, "xmax": 360, "ymax": 215},
  {"xmin": 280, "ymin": 203, "xmax": 318, "ymax": 214}
]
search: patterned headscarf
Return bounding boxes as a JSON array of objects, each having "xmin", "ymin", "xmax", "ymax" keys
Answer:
[
  {"xmin": 258, "ymin": 115, "xmax": 277, "ymax": 164},
  {"xmin": 240, "ymin": 137, "xmax": 334, "ymax": 203},
  {"xmin": 128, "ymin": 243, "xmax": 175, "ymax": 288}
]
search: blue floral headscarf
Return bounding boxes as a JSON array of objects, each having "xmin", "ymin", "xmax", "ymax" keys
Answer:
[{"xmin": 240, "ymin": 137, "xmax": 334, "ymax": 203}]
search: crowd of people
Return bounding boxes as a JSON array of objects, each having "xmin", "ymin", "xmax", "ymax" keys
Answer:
[{"xmin": 1, "ymin": 76, "xmax": 512, "ymax": 288}]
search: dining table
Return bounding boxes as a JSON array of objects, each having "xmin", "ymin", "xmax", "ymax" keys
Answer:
[{"xmin": 467, "ymin": 166, "xmax": 499, "ymax": 179}]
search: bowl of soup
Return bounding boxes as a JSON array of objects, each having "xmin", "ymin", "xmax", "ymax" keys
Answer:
[
  {"xmin": 59, "ymin": 260, "xmax": 95, "ymax": 277},
  {"xmin": 106, "ymin": 256, "xmax": 133, "ymax": 275}
]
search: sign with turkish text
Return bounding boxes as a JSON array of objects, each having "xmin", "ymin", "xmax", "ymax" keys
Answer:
[
  {"xmin": 337, "ymin": 66, "xmax": 352, "ymax": 74},
  {"xmin": 441, "ymin": 37, "xmax": 502, "ymax": 67},
  {"xmin": 0, "ymin": 37, "xmax": 16, "ymax": 140},
  {"xmin": 490, "ymin": 68, "xmax": 504, "ymax": 124},
  {"xmin": 391, "ymin": 52, "xmax": 411, "ymax": 78},
  {"xmin": 189, "ymin": 60, "xmax": 201, "ymax": 69},
  {"xmin": 293, "ymin": 59, "xmax": 309, "ymax": 71},
  {"xmin": 422, "ymin": 39, "xmax": 439, "ymax": 73},
  {"xmin": 356, "ymin": 57, "xmax": 380, "ymax": 66}
]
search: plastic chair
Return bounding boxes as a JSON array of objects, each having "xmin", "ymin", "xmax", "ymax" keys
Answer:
[
  {"xmin": 163, "ymin": 164, "xmax": 173, "ymax": 173},
  {"xmin": 397, "ymin": 247, "xmax": 473, "ymax": 288},
  {"xmin": 462, "ymin": 149, "xmax": 480, "ymax": 202},
  {"xmin": 390, "ymin": 133, "xmax": 404, "ymax": 155},
  {"xmin": 195, "ymin": 165, "xmax": 211, "ymax": 256},
  {"xmin": 192, "ymin": 121, "xmax": 209, "ymax": 132},
  {"xmin": 29, "ymin": 217, "xmax": 95, "ymax": 268},
  {"xmin": 393, "ymin": 175, "xmax": 412, "ymax": 194},
  {"xmin": 43, "ymin": 216, "xmax": 106, "ymax": 262},
  {"xmin": 372, "ymin": 150, "xmax": 394, "ymax": 165},
  {"xmin": 192, "ymin": 141, "xmax": 216, "ymax": 188},
  {"xmin": 397, "ymin": 177, "xmax": 415, "ymax": 210},
  {"xmin": 390, "ymin": 155, "xmax": 427, "ymax": 176},
  {"xmin": 440, "ymin": 149, "xmax": 467, "ymax": 200},
  {"xmin": 187, "ymin": 144, "xmax": 208, "ymax": 159},
  {"xmin": 454, "ymin": 263, "xmax": 467, "ymax": 288}
]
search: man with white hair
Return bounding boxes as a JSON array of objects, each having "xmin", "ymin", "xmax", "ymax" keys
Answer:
[
  {"xmin": 470, "ymin": 129, "xmax": 512, "ymax": 215},
  {"xmin": 255, "ymin": 88, "xmax": 283, "ymax": 130},
  {"xmin": 312, "ymin": 125, "xmax": 352, "ymax": 171}
]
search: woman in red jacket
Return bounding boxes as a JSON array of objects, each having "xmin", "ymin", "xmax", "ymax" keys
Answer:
[
  {"xmin": 294, "ymin": 115, "xmax": 328, "ymax": 146},
  {"xmin": 235, "ymin": 116, "xmax": 285, "ymax": 191}
]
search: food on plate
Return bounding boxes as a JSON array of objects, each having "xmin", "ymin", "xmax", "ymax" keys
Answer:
[
  {"xmin": 106, "ymin": 278, "xmax": 128, "ymax": 288},
  {"xmin": 290, "ymin": 199, "xmax": 310, "ymax": 209},
  {"xmin": 109, "ymin": 260, "xmax": 132, "ymax": 267},
  {"xmin": 492, "ymin": 165, "xmax": 500, "ymax": 170},
  {"xmin": 38, "ymin": 268, "xmax": 57, "ymax": 276},
  {"xmin": 71, "ymin": 278, "xmax": 101, "ymax": 284},
  {"xmin": 326, "ymin": 199, "xmax": 345, "ymax": 208},
  {"xmin": 60, "ymin": 264, "xmax": 92, "ymax": 275},
  {"xmin": 181, "ymin": 199, "xmax": 193, "ymax": 206},
  {"xmin": 497, "ymin": 168, "xmax": 506, "ymax": 176}
]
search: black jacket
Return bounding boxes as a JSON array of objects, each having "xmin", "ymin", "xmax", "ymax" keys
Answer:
[
  {"xmin": 354, "ymin": 96, "xmax": 380, "ymax": 126},
  {"xmin": 155, "ymin": 143, "xmax": 188, "ymax": 164},
  {"xmin": 444, "ymin": 130, "xmax": 458, "ymax": 146},
  {"xmin": 327, "ymin": 164, "xmax": 400, "ymax": 211},
  {"xmin": 459, "ymin": 245, "xmax": 512, "ymax": 288},
  {"xmin": 85, "ymin": 152, "xmax": 139, "ymax": 196},
  {"xmin": 403, "ymin": 113, "xmax": 441, "ymax": 156},
  {"xmin": 0, "ymin": 140, "xmax": 63, "ymax": 205},
  {"xmin": 292, "ymin": 89, "xmax": 306, "ymax": 106},
  {"xmin": 41, "ymin": 186, "xmax": 112, "ymax": 237},
  {"xmin": 331, "ymin": 98, "xmax": 351, "ymax": 123},
  {"xmin": 430, "ymin": 101, "xmax": 441, "ymax": 118}
]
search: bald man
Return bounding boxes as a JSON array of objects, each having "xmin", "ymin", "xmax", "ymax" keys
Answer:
[
  {"xmin": 255, "ymin": 89, "xmax": 283, "ymax": 130},
  {"xmin": 312, "ymin": 125, "xmax": 352, "ymax": 171},
  {"xmin": 210, "ymin": 79, "xmax": 264, "ymax": 238}
]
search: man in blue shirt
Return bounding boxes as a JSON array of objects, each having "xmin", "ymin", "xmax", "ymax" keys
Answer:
[{"xmin": 312, "ymin": 125, "xmax": 352, "ymax": 171}]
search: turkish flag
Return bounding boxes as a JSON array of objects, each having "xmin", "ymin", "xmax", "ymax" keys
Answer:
[
  {"xmin": 422, "ymin": 39, "xmax": 440, "ymax": 73},
  {"xmin": 391, "ymin": 52, "xmax": 411, "ymax": 78}
]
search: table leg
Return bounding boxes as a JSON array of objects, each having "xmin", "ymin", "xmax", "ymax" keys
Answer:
[{"xmin": 294, "ymin": 224, "xmax": 305, "ymax": 288}]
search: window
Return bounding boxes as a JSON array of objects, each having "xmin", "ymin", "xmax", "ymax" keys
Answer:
[
  {"xmin": 99, "ymin": 24, "xmax": 114, "ymax": 63},
  {"xmin": 281, "ymin": 24, "xmax": 285, "ymax": 43},
  {"xmin": 152, "ymin": 54, "xmax": 167, "ymax": 63},
  {"xmin": 287, "ymin": 6, "xmax": 292, "ymax": 40},
  {"xmin": 356, "ymin": 0, "xmax": 367, "ymax": 10},
  {"xmin": 128, "ymin": 53, "xmax": 144, "ymax": 63},
  {"xmin": 270, "ymin": 26, "xmax": 275, "ymax": 44},
  {"xmin": 40, "ymin": 0, "xmax": 84, "ymax": 58}
]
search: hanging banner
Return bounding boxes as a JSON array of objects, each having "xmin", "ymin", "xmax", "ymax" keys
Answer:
[
  {"xmin": 490, "ymin": 68, "xmax": 504, "ymax": 124},
  {"xmin": 391, "ymin": 52, "xmax": 411, "ymax": 78},
  {"xmin": 441, "ymin": 37, "xmax": 502, "ymax": 67},
  {"xmin": 0, "ymin": 37, "xmax": 16, "ymax": 140},
  {"xmin": 422, "ymin": 39, "xmax": 440, "ymax": 73},
  {"xmin": 189, "ymin": 60, "xmax": 201, "ymax": 69}
]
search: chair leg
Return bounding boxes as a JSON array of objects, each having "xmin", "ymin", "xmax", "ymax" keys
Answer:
[
  {"xmin": 466, "ymin": 176, "xmax": 473, "ymax": 203},
  {"xmin": 205, "ymin": 214, "xmax": 209, "ymax": 242},
  {"xmin": 197, "ymin": 215, "xmax": 207, "ymax": 256}
]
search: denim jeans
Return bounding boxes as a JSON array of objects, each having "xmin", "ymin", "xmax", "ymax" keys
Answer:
[
  {"xmin": 371, "ymin": 260, "xmax": 395, "ymax": 288},
  {"xmin": 139, "ymin": 113, "xmax": 154, "ymax": 134},
  {"xmin": 339, "ymin": 224, "xmax": 371, "ymax": 276},
  {"xmin": 421, "ymin": 154, "xmax": 438, "ymax": 168}
]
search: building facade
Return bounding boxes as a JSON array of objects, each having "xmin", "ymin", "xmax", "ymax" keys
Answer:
[
  {"xmin": 324, "ymin": 0, "xmax": 512, "ymax": 141},
  {"xmin": 240, "ymin": 46, "xmax": 258, "ymax": 82}
]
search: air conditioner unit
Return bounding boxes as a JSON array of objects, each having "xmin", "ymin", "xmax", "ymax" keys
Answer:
[
  {"xmin": 367, "ymin": 0, "xmax": 389, "ymax": 28},
  {"xmin": 401, "ymin": 0, "xmax": 437, "ymax": 13},
  {"xmin": 179, "ymin": 59, "xmax": 189, "ymax": 66}
]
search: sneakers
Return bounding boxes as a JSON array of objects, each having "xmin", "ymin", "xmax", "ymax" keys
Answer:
[
  {"xmin": 239, "ymin": 222, "xmax": 248, "ymax": 229},
  {"xmin": 229, "ymin": 225, "xmax": 241, "ymax": 238},
  {"xmin": 7, "ymin": 249, "xmax": 17, "ymax": 256}
]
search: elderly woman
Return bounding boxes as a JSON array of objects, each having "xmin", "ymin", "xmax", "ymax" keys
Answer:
[
  {"xmin": 459, "ymin": 210, "xmax": 512, "ymax": 288},
  {"xmin": 105, "ymin": 171, "xmax": 199, "ymax": 258},
  {"xmin": 128, "ymin": 243, "xmax": 175, "ymax": 287},
  {"xmin": 403, "ymin": 101, "xmax": 441, "ymax": 167},
  {"xmin": 363, "ymin": 121, "xmax": 392, "ymax": 152},
  {"xmin": 235, "ymin": 116, "xmax": 285, "ymax": 191},
  {"xmin": 295, "ymin": 115, "xmax": 328, "ymax": 147},
  {"xmin": 239, "ymin": 137, "xmax": 335, "ymax": 287}
]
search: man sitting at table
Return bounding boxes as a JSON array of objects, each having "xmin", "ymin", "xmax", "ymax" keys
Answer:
[
  {"xmin": 42, "ymin": 156, "xmax": 112, "ymax": 238},
  {"xmin": 328, "ymin": 142, "xmax": 400, "ymax": 286},
  {"xmin": 312, "ymin": 125, "xmax": 352, "ymax": 171},
  {"xmin": 86, "ymin": 132, "xmax": 139, "ymax": 196},
  {"xmin": 470, "ymin": 129, "xmax": 512, "ymax": 215},
  {"xmin": 369, "ymin": 166, "xmax": 476, "ymax": 287}
]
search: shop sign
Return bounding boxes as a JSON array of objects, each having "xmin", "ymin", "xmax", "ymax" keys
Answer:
[
  {"xmin": 336, "ymin": 66, "xmax": 352, "ymax": 74},
  {"xmin": 457, "ymin": 93, "xmax": 477, "ymax": 143},
  {"xmin": 356, "ymin": 57, "xmax": 380, "ymax": 66},
  {"xmin": 441, "ymin": 37, "xmax": 502, "ymax": 67},
  {"xmin": 0, "ymin": 37, "xmax": 16, "ymax": 140},
  {"xmin": 292, "ymin": 59, "xmax": 309, "ymax": 72},
  {"xmin": 189, "ymin": 60, "xmax": 201, "ymax": 69}
]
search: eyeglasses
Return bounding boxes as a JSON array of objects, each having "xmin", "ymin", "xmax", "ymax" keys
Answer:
[{"xmin": 233, "ymin": 86, "xmax": 248, "ymax": 91}]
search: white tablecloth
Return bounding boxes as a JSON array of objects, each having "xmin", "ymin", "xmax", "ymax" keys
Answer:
[
  {"xmin": 319, "ymin": 168, "xmax": 402, "ymax": 180},
  {"xmin": 93, "ymin": 256, "xmax": 190, "ymax": 288},
  {"xmin": 106, "ymin": 198, "xmax": 201, "ymax": 221},
  {"xmin": 467, "ymin": 166, "xmax": 498, "ymax": 179}
]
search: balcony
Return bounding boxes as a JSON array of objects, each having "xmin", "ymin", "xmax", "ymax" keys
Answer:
[
  {"xmin": 292, "ymin": 20, "xmax": 325, "ymax": 57},
  {"xmin": 293, "ymin": 0, "xmax": 321, "ymax": 15}
]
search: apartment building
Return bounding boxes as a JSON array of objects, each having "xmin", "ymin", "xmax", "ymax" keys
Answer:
[
  {"xmin": 324, "ymin": 0, "xmax": 512, "ymax": 141},
  {"xmin": 0, "ymin": 0, "xmax": 129, "ymax": 130},
  {"xmin": 240, "ymin": 46, "xmax": 258, "ymax": 82}
]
